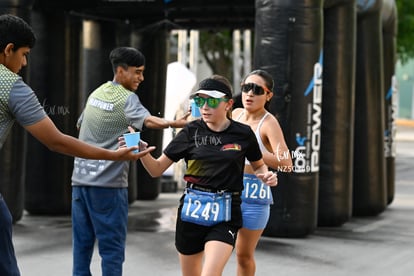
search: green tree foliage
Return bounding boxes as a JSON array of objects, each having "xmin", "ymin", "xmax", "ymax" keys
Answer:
[
  {"xmin": 396, "ymin": 0, "xmax": 414, "ymax": 64},
  {"xmin": 199, "ymin": 30, "xmax": 233, "ymax": 81}
]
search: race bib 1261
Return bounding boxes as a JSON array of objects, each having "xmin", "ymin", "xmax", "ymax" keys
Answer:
[{"xmin": 242, "ymin": 174, "xmax": 274, "ymax": 205}]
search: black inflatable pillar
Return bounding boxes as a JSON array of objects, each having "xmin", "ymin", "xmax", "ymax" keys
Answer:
[
  {"xmin": 255, "ymin": 0, "xmax": 323, "ymax": 237},
  {"xmin": 0, "ymin": 2, "xmax": 34, "ymax": 222},
  {"xmin": 353, "ymin": 0, "xmax": 387, "ymax": 216},
  {"xmin": 381, "ymin": 0, "xmax": 397, "ymax": 205},
  {"xmin": 25, "ymin": 12, "xmax": 82, "ymax": 215},
  {"xmin": 317, "ymin": 0, "xmax": 356, "ymax": 226},
  {"xmin": 79, "ymin": 20, "xmax": 116, "ymax": 106},
  {"xmin": 132, "ymin": 28, "xmax": 168, "ymax": 200}
]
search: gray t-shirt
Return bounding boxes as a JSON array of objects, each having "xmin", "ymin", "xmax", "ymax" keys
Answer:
[
  {"xmin": 71, "ymin": 81, "xmax": 150, "ymax": 188},
  {"xmin": 0, "ymin": 64, "xmax": 46, "ymax": 149}
]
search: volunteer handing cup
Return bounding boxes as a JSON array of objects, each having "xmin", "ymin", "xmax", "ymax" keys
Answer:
[{"xmin": 123, "ymin": 132, "xmax": 140, "ymax": 153}]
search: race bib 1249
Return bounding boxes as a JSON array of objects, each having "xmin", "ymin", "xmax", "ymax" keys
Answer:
[{"xmin": 181, "ymin": 188, "xmax": 232, "ymax": 226}]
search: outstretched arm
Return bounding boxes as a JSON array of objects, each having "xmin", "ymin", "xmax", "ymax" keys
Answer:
[
  {"xmin": 25, "ymin": 116, "xmax": 155, "ymax": 161},
  {"xmin": 139, "ymin": 151, "xmax": 174, "ymax": 178},
  {"xmin": 120, "ymin": 126, "xmax": 175, "ymax": 177},
  {"xmin": 143, "ymin": 110, "xmax": 191, "ymax": 129}
]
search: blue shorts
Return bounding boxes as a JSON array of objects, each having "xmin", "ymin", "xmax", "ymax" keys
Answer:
[{"xmin": 241, "ymin": 201, "xmax": 270, "ymax": 230}]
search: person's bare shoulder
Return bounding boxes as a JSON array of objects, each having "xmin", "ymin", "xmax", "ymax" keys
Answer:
[
  {"xmin": 265, "ymin": 112, "xmax": 281, "ymax": 126},
  {"xmin": 232, "ymin": 107, "xmax": 244, "ymax": 118}
]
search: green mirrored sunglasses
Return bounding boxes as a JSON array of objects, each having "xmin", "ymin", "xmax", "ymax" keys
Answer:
[{"xmin": 193, "ymin": 96, "xmax": 229, "ymax": 109}]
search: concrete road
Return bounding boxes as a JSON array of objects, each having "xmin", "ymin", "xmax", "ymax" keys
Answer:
[{"xmin": 12, "ymin": 124, "xmax": 414, "ymax": 276}]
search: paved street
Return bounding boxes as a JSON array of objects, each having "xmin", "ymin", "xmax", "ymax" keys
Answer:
[{"xmin": 12, "ymin": 122, "xmax": 414, "ymax": 276}]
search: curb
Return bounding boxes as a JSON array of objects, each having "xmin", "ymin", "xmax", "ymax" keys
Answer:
[
  {"xmin": 396, "ymin": 118, "xmax": 414, "ymax": 127},
  {"xmin": 396, "ymin": 119, "xmax": 414, "ymax": 141}
]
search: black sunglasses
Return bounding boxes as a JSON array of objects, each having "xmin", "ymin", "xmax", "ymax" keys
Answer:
[{"xmin": 241, "ymin": 83, "xmax": 271, "ymax": 95}]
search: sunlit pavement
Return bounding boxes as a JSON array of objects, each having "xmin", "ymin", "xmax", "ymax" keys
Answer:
[{"xmin": 13, "ymin": 122, "xmax": 414, "ymax": 276}]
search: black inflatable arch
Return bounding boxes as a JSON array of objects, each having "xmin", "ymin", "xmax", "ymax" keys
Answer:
[
  {"xmin": 353, "ymin": 0, "xmax": 387, "ymax": 216},
  {"xmin": 381, "ymin": 0, "xmax": 397, "ymax": 205},
  {"xmin": 0, "ymin": 0, "xmax": 397, "ymax": 232},
  {"xmin": 255, "ymin": 0, "xmax": 323, "ymax": 237},
  {"xmin": 318, "ymin": 0, "xmax": 356, "ymax": 227}
]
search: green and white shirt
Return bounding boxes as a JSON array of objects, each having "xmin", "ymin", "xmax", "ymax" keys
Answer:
[{"xmin": 71, "ymin": 81, "xmax": 150, "ymax": 188}]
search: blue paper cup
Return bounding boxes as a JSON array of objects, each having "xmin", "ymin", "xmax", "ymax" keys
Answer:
[
  {"xmin": 191, "ymin": 100, "xmax": 201, "ymax": 118},
  {"xmin": 123, "ymin": 132, "xmax": 140, "ymax": 153}
]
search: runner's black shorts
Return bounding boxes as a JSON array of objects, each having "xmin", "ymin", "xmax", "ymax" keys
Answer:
[{"xmin": 175, "ymin": 194, "xmax": 242, "ymax": 255}]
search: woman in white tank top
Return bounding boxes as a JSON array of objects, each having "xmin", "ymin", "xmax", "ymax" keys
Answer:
[{"xmin": 232, "ymin": 70, "xmax": 293, "ymax": 276}]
